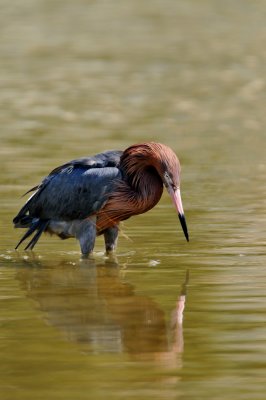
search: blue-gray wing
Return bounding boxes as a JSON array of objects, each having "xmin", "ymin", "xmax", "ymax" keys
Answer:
[
  {"xmin": 14, "ymin": 150, "xmax": 123, "ymax": 223},
  {"xmin": 49, "ymin": 150, "xmax": 122, "ymax": 175},
  {"xmin": 27, "ymin": 166, "xmax": 122, "ymax": 220}
]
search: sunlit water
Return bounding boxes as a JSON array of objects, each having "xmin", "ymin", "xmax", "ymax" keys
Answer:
[{"xmin": 1, "ymin": 1, "xmax": 266, "ymax": 399}]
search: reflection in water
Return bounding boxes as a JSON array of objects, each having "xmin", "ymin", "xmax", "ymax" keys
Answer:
[{"xmin": 16, "ymin": 256, "xmax": 189, "ymax": 368}]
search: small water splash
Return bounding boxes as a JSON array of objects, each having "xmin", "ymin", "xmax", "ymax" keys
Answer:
[{"xmin": 148, "ymin": 259, "xmax": 160, "ymax": 267}]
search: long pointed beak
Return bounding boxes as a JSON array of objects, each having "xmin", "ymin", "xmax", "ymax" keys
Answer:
[{"xmin": 167, "ymin": 187, "xmax": 189, "ymax": 242}]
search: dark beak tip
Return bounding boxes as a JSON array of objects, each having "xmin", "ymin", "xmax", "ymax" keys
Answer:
[{"xmin": 178, "ymin": 213, "xmax": 189, "ymax": 243}]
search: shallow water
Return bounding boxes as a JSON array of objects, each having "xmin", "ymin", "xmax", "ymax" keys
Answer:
[{"xmin": 1, "ymin": 1, "xmax": 266, "ymax": 399}]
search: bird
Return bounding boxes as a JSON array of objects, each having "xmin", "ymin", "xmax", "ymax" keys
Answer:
[{"xmin": 13, "ymin": 142, "xmax": 189, "ymax": 255}]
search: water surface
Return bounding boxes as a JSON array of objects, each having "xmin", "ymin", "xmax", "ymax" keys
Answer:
[{"xmin": 1, "ymin": 1, "xmax": 266, "ymax": 399}]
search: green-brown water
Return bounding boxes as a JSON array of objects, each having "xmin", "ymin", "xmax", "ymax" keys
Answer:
[{"xmin": 1, "ymin": 1, "xmax": 266, "ymax": 399}]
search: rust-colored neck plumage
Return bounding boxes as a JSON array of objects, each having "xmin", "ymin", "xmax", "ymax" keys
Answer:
[
  {"xmin": 120, "ymin": 143, "xmax": 161, "ymax": 189},
  {"xmin": 97, "ymin": 142, "xmax": 179, "ymax": 232}
]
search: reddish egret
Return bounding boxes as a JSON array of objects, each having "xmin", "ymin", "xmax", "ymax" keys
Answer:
[{"xmin": 13, "ymin": 142, "xmax": 189, "ymax": 255}]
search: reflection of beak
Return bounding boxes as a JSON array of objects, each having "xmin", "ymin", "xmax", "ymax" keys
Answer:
[{"xmin": 167, "ymin": 187, "xmax": 189, "ymax": 242}]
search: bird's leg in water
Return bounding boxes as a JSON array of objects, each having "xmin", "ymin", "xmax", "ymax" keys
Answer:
[
  {"xmin": 104, "ymin": 225, "xmax": 119, "ymax": 253},
  {"xmin": 75, "ymin": 217, "xmax": 97, "ymax": 256}
]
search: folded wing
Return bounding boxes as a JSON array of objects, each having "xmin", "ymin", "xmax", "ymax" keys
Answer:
[{"xmin": 14, "ymin": 150, "xmax": 123, "ymax": 224}]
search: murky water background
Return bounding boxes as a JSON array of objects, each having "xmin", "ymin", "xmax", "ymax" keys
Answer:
[{"xmin": 1, "ymin": 1, "xmax": 266, "ymax": 399}]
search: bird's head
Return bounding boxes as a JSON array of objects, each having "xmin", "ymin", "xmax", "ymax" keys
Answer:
[
  {"xmin": 153, "ymin": 143, "xmax": 189, "ymax": 242},
  {"xmin": 122, "ymin": 142, "xmax": 189, "ymax": 242}
]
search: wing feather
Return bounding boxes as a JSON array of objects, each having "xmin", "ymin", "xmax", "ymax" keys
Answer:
[
  {"xmin": 14, "ymin": 150, "xmax": 123, "ymax": 223},
  {"xmin": 27, "ymin": 166, "xmax": 122, "ymax": 220}
]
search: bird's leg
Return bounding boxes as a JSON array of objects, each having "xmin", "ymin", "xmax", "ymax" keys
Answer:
[
  {"xmin": 104, "ymin": 225, "xmax": 119, "ymax": 253},
  {"xmin": 75, "ymin": 217, "xmax": 97, "ymax": 256}
]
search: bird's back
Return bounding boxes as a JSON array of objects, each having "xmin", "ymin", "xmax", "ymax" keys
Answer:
[{"xmin": 14, "ymin": 150, "xmax": 123, "ymax": 225}]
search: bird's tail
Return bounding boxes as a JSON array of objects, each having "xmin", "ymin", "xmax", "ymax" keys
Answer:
[{"xmin": 14, "ymin": 218, "xmax": 49, "ymax": 251}]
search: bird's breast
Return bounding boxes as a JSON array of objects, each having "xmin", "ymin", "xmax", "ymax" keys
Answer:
[{"xmin": 96, "ymin": 169, "xmax": 163, "ymax": 232}]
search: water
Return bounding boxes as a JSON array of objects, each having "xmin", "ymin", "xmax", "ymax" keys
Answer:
[{"xmin": 1, "ymin": 0, "xmax": 266, "ymax": 399}]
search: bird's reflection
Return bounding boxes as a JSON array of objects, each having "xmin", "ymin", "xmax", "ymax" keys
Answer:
[{"xmin": 16, "ymin": 255, "xmax": 189, "ymax": 366}]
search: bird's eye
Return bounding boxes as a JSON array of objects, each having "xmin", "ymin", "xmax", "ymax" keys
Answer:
[
  {"xmin": 164, "ymin": 171, "xmax": 170, "ymax": 180},
  {"xmin": 163, "ymin": 172, "xmax": 171, "ymax": 187}
]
